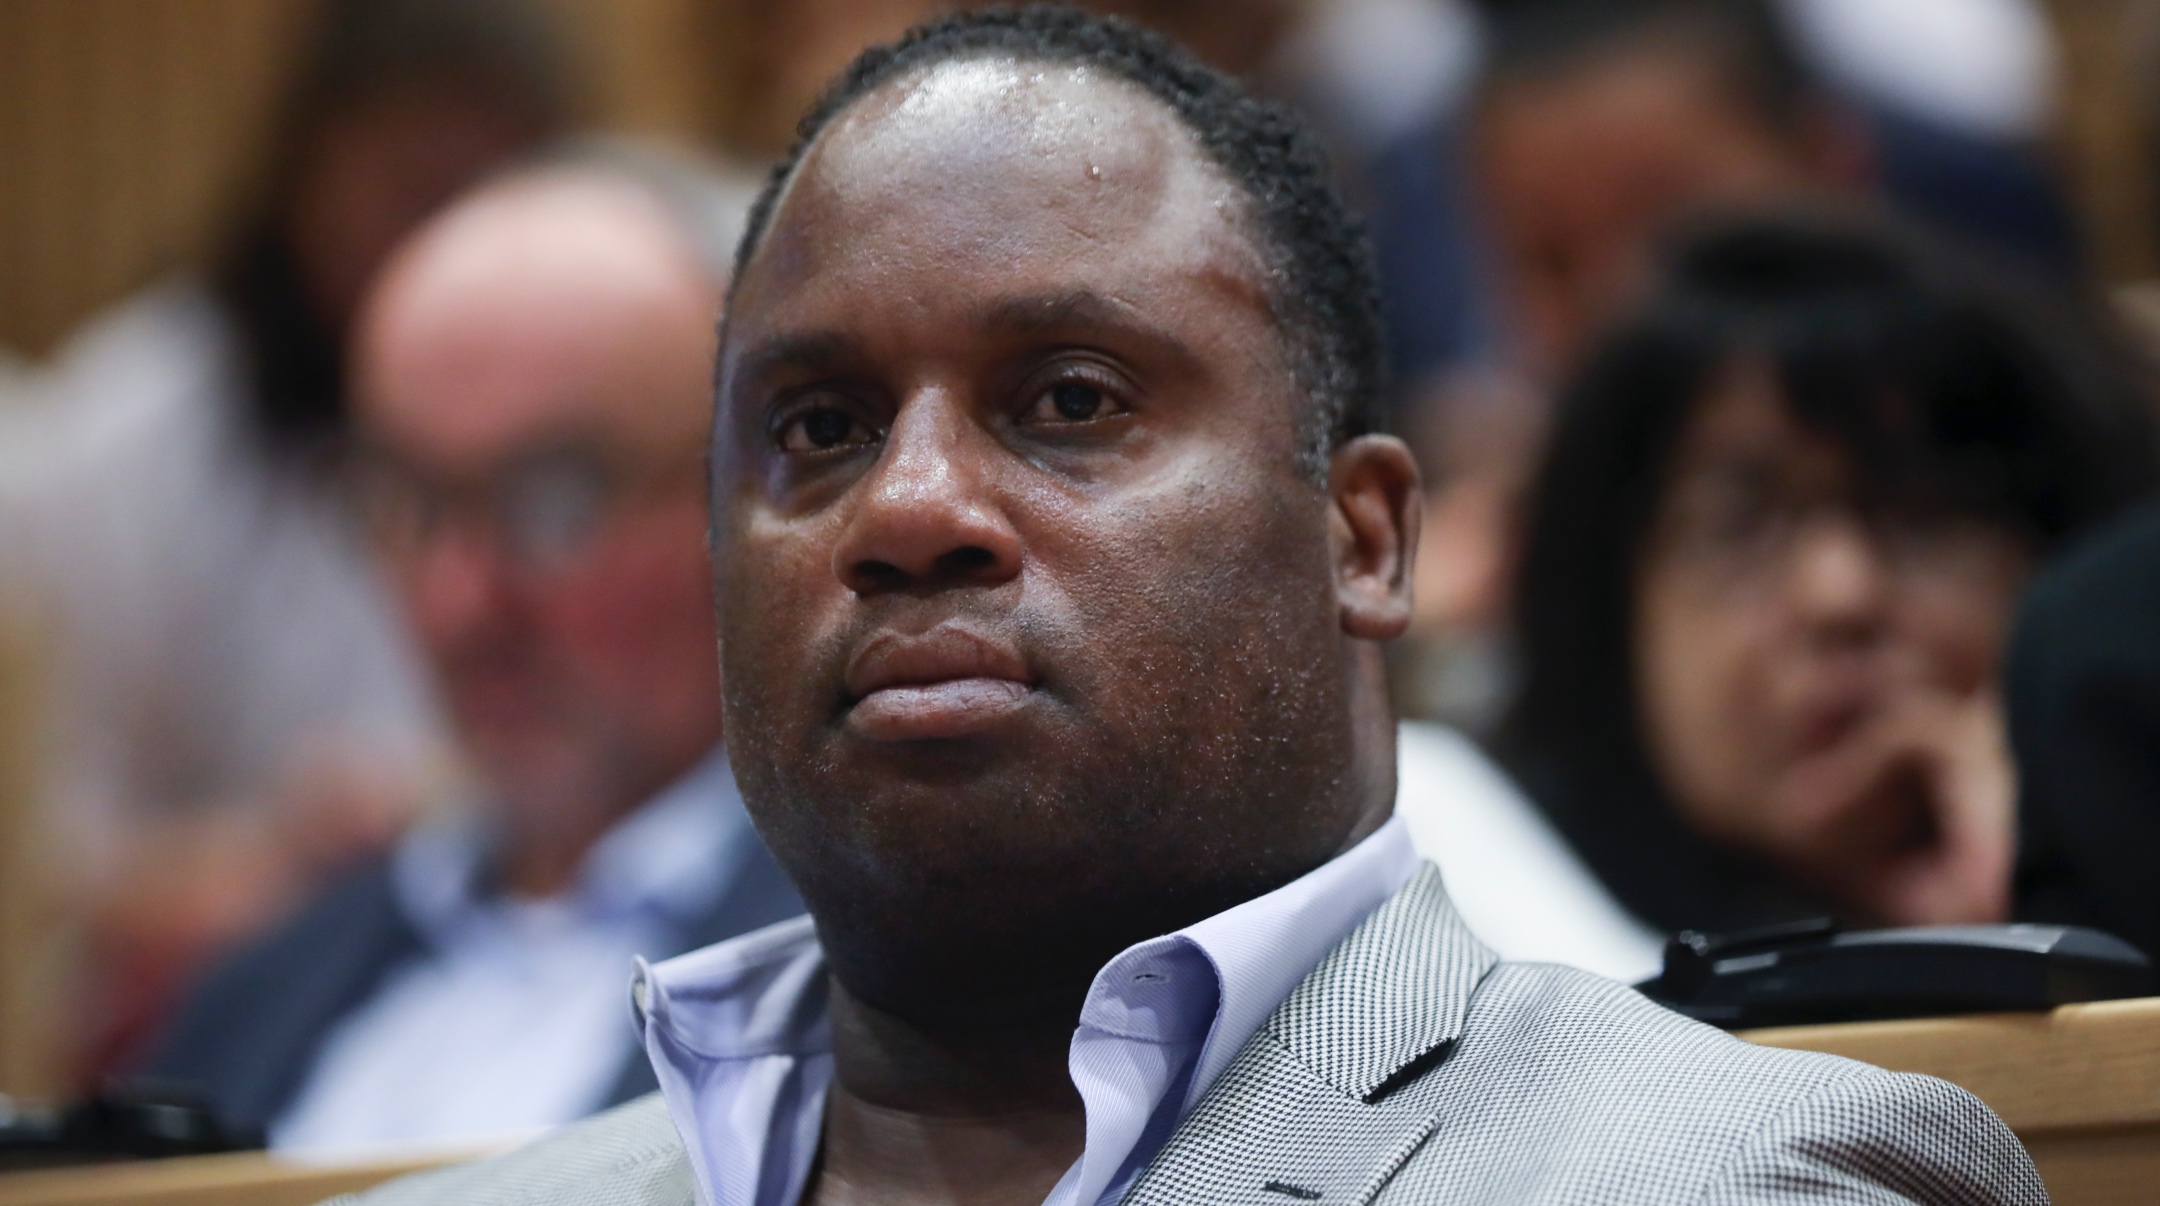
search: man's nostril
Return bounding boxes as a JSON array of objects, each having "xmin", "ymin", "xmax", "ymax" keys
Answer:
[
  {"xmin": 850, "ymin": 560, "xmax": 909, "ymax": 593},
  {"xmin": 847, "ymin": 547, "xmax": 1007, "ymax": 595},
  {"xmin": 937, "ymin": 546, "xmax": 997, "ymax": 577}
]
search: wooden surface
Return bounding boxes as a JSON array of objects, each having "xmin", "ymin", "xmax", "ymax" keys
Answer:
[
  {"xmin": 0, "ymin": 605, "xmax": 75, "ymax": 1102},
  {"xmin": 3, "ymin": 1000, "xmax": 2154, "ymax": 1204},
  {"xmin": 0, "ymin": 1149, "xmax": 472, "ymax": 1206},
  {"xmin": 1746, "ymin": 996, "xmax": 2160, "ymax": 1206},
  {"xmin": 0, "ymin": 0, "xmax": 739, "ymax": 360},
  {"xmin": 2044, "ymin": 0, "xmax": 2160, "ymax": 286}
]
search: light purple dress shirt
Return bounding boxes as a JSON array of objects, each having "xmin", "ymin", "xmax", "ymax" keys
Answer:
[{"xmin": 634, "ymin": 815, "xmax": 1420, "ymax": 1206}]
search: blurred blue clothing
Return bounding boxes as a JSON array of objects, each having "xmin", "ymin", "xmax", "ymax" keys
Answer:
[
  {"xmin": 143, "ymin": 750, "xmax": 804, "ymax": 1153},
  {"xmin": 1358, "ymin": 121, "xmax": 1497, "ymax": 392},
  {"xmin": 1865, "ymin": 104, "xmax": 2082, "ymax": 279}
]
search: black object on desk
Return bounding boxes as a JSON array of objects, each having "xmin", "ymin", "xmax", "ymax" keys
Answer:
[
  {"xmin": 1638, "ymin": 918, "xmax": 2156, "ymax": 1028},
  {"xmin": 0, "ymin": 1087, "xmax": 261, "ymax": 1171}
]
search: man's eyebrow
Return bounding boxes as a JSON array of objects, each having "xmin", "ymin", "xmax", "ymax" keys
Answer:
[
  {"xmin": 729, "ymin": 331, "xmax": 863, "ymax": 383},
  {"xmin": 981, "ymin": 289, "xmax": 1131, "ymax": 334},
  {"xmin": 980, "ymin": 289, "xmax": 1203, "ymax": 370}
]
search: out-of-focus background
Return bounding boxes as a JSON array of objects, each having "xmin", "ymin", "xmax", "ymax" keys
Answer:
[
  {"xmin": 7, "ymin": 0, "xmax": 2160, "ymax": 1132},
  {"xmin": 7, "ymin": 0, "xmax": 2160, "ymax": 371}
]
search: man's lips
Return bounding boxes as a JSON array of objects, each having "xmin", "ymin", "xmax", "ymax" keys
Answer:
[{"xmin": 843, "ymin": 626, "xmax": 1036, "ymax": 741}]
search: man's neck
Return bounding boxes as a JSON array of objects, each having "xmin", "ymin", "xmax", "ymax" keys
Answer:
[
  {"xmin": 495, "ymin": 785, "xmax": 647, "ymax": 899},
  {"xmin": 797, "ymin": 792, "xmax": 1397, "ymax": 1205},
  {"xmin": 806, "ymin": 977, "xmax": 1087, "ymax": 1206},
  {"xmin": 488, "ymin": 744, "xmax": 726, "ymax": 899}
]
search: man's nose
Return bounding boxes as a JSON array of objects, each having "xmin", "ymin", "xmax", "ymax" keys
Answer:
[
  {"xmin": 1786, "ymin": 512, "xmax": 1890, "ymax": 648},
  {"xmin": 831, "ymin": 393, "xmax": 1022, "ymax": 596},
  {"xmin": 399, "ymin": 525, "xmax": 521, "ymax": 648}
]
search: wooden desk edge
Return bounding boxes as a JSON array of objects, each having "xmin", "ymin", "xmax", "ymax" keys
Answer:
[
  {"xmin": 1740, "ymin": 996, "xmax": 2160, "ymax": 1134},
  {"xmin": 6, "ymin": 1000, "xmax": 2158, "ymax": 1203},
  {"xmin": 0, "ymin": 1147, "xmax": 489, "ymax": 1206}
]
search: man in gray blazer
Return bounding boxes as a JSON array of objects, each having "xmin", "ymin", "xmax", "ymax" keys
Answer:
[{"xmin": 344, "ymin": 8, "xmax": 2042, "ymax": 1204}]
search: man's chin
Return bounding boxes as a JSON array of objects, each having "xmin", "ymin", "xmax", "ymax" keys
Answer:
[{"xmin": 463, "ymin": 730, "xmax": 606, "ymax": 802}]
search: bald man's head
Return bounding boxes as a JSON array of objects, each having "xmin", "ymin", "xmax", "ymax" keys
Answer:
[
  {"xmin": 360, "ymin": 171, "xmax": 716, "ymax": 458},
  {"xmin": 352, "ymin": 167, "xmax": 730, "ymax": 893}
]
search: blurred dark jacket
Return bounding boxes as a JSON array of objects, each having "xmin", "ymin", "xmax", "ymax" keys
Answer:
[
  {"xmin": 140, "ymin": 791, "xmax": 802, "ymax": 1141},
  {"xmin": 2009, "ymin": 497, "xmax": 2160, "ymax": 958}
]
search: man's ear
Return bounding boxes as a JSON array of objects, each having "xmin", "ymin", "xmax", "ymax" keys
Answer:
[{"xmin": 1328, "ymin": 434, "xmax": 1421, "ymax": 641}]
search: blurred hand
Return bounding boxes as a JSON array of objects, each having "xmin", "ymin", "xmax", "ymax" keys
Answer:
[{"xmin": 1763, "ymin": 687, "xmax": 2015, "ymax": 927}]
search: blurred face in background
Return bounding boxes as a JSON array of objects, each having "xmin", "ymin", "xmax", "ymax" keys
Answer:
[
  {"xmin": 1475, "ymin": 41, "xmax": 1858, "ymax": 375},
  {"xmin": 354, "ymin": 177, "xmax": 722, "ymax": 893},
  {"xmin": 1631, "ymin": 358, "xmax": 2029, "ymax": 925}
]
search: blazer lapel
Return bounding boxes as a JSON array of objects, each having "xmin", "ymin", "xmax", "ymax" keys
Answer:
[{"xmin": 1123, "ymin": 865, "xmax": 1497, "ymax": 1206}]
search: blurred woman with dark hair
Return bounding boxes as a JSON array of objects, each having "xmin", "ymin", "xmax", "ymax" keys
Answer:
[
  {"xmin": 1491, "ymin": 213, "xmax": 2156, "ymax": 967},
  {"xmin": 2, "ymin": 0, "xmax": 572, "ymax": 1078},
  {"xmin": 215, "ymin": 0, "xmax": 572, "ymax": 459}
]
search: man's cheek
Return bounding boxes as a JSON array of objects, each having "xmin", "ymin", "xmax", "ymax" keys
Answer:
[{"xmin": 719, "ymin": 541, "xmax": 835, "ymax": 718}]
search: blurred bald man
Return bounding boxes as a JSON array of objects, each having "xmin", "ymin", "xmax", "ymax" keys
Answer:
[{"xmin": 141, "ymin": 149, "xmax": 803, "ymax": 1154}]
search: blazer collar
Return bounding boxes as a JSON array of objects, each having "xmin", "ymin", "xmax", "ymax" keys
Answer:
[
  {"xmin": 1268, "ymin": 862, "xmax": 1497, "ymax": 1100},
  {"xmin": 1123, "ymin": 864, "xmax": 1499, "ymax": 1206}
]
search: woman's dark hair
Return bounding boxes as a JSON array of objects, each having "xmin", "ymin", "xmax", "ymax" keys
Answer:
[
  {"xmin": 1494, "ymin": 211, "xmax": 2159, "ymax": 932},
  {"xmin": 211, "ymin": 0, "xmax": 570, "ymax": 460}
]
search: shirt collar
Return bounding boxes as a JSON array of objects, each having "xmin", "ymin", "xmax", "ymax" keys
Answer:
[
  {"xmin": 636, "ymin": 814, "xmax": 1420, "ymax": 1206},
  {"xmin": 1056, "ymin": 816, "xmax": 1418, "ymax": 1206},
  {"xmin": 1123, "ymin": 814, "xmax": 1418, "ymax": 1110},
  {"xmin": 639, "ymin": 817, "xmax": 1417, "ymax": 1059},
  {"xmin": 392, "ymin": 747, "xmax": 749, "ymax": 944}
]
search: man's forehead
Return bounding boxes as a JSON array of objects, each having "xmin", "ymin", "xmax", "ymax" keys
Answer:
[
  {"xmin": 362, "ymin": 175, "xmax": 716, "ymax": 458},
  {"xmin": 826, "ymin": 57, "xmax": 1184, "ymax": 190},
  {"xmin": 736, "ymin": 57, "xmax": 1261, "ymax": 311}
]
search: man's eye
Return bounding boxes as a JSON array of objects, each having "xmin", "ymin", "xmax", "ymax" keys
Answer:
[
  {"xmin": 779, "ymin": 405, "xmax": 871, "ymax": 452},
  {"xmin": 1052, "ymin": 383, "xmax": 1102, "ymax": 420},
  {"xmin": 1026, "ymin": 379, "xmax": 1122, "ymax": 425}
]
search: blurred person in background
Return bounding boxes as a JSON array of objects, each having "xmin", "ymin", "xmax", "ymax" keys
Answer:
[
  {"xmin": 1391, "ymin": 0, "xmax": 1873, "ymax": 734},
  {"xmin": 2006, "ymin": 496, "xmax": 2160, "ymax": 960},
  {"xmin": 1309, "ymin": 0, "xmax": 2072, "ymax": 400},
  {"xmin": 1469, "ymin": 0, "xmax": 1865, "ymax": 382},
  {"xmin": 1475, "ymin": 214, "xmax": 2155, "ymax": 982},
  {"xmin": 0, "ymin": 0, "xmax": 571, "ymax": 1078},
  {"xmin": 142, "ymin": 149, "xmax": 804, "ymax": 1154},
  {"xmin": 1392, "ymin": 0, "xmax": 2085, "ymax": 740},
  {"xmin": 1998, "ymin": 1, "xmax": 2160, "ymax": 963},
  {"xmin": 1779, "ymin": 0, "xmax": 2076, "ymax": 277},
  {"xmin": 1470, "ymin": 0, "xmax": 2079, "ymax": 381}
]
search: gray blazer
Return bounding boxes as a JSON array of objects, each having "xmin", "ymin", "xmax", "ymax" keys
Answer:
[{"xmin": 336, "ymin": 866, "xmax": 2044, "ymax": 1205}]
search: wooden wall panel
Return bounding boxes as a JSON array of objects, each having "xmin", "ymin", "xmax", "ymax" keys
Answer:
[
  {"xmin": 0, "ymin": 607, "xmax": 71, "ymax": 1101},
  {"xmin": 0, "ymin": 0, "xmax": 741, "ymax": 362},
  {"xmin": 0, "ymin": 1, "xmax": 310, "ymax": 359},
  {"xmin": 2045, "ymin": 0, "xmax": 2157, "ymax": 285}
]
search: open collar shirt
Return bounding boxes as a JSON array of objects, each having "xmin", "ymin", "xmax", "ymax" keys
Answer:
[{"xmin": 634, "ymin": 815, "xmax": 1420, "ymax": 1206}]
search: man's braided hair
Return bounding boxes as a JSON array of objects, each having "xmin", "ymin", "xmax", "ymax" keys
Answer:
[{"xmin": 727, "ymin": 4, "xmax": 1388, "ymax": 476}]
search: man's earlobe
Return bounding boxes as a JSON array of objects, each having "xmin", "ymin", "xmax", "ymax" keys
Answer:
[{"xmin": 1329, "ymin": 435, "xmax": 1421, "ymax": 641}]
